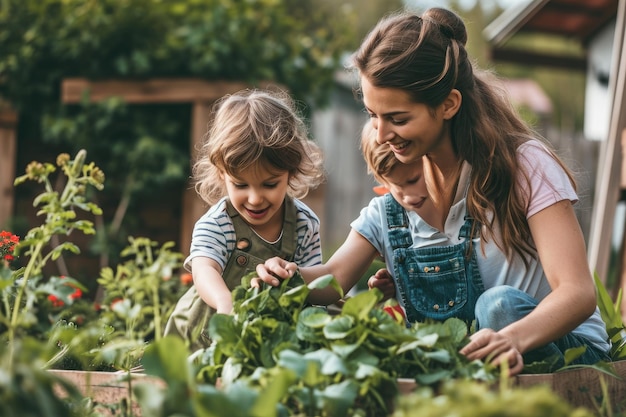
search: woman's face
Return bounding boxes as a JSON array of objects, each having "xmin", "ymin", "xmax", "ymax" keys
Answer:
[{"xmin": 361, "ymin": 76, "xmax": 451, "ymax": 164}]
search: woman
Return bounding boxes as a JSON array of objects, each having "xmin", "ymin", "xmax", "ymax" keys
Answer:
[{"xmin": 257, "ymin": 7, "xmax": 610, "ymax": 375}]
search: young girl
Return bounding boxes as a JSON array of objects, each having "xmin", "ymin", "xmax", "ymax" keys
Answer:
[
  {"xmin": 164, "ymin": 89, "xmax": 325, "ymax": 351},
  {"xmin": 256, "ymin": 8, "xmax": 611, "ymax": 375}
]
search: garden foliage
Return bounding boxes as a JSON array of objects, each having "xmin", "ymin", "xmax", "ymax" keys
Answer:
[{"xmin": 0, "ymin": 151, "xmax": 620, "ymax": 416}]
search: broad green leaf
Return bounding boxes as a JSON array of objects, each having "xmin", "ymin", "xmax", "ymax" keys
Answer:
[
  {"xmin": 318, "ymin": 352, "xmax": 349, "ymax": 375},
  {"xmin": 414, "ymin": 369, "xmax": 452, "ymax": 385},
  {"xmin": 221, "ymin": 357, "xmax": 244, "ymax": 385},
  {"xmin": 423, "ymin": 349, "xmax": 451, "ymax": 363},
  {"xmin": 308, "ymin": 274, "xmax": 343, "ymax": 298},
  {"xmin": 277, "ymin": 350, "xmax": 309, "ymax": 377},
  {"xmin": 342, "ymin": 290, "xmax": 381, "ymax": 320},
  {"xmin": 563, "ymin": 345, "xmax": 587, "ymax": 365},
  {"xmin": 208, "ymin": 313, "xmax": 240, "ymax": 345},
  {"xmin": 330, "ymin": 343, "xmax": 359, "ymax": 358},
  {"xmin": 323, "ymin": 315, "xmax": 355, "ymax": 339},
  {"xmin": 320, "ymin": 380, "xmax": 359, "ymax": 416},
  {"xmin": 442, "ymin": 318, "xmax": 468, "ymax": 344},
  {"xmin": 251, "ymin": 368, "xmax": 295, "ymax": 417}
]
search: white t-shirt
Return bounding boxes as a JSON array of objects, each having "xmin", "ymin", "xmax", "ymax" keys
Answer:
[
  {"xmin": 352, "ymin": 140, "xmax": 609, "ymax": 351},
  {"xmin": 185, "ymin": 197, "xmax": 322, "ymax": 271}
]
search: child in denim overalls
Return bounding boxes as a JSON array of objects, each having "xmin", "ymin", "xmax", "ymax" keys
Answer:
[
  {"xmin": 164, "ymin": 89, "xmax": 325, "ymax": 351},
  {"xmin": 256, "ymin": 7, "xmax": 612, "ymax": 375}
]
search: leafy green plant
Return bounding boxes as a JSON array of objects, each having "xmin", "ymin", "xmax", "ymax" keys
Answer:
[
  {"xmin": 392, "ymin": 378, "xmax": 595, "ymax": 417},
  {"xmin": 95, "ymin": 236, "xmax": 187, "ymax": 371},
  {"xmin": 595, "ymin": 273, "xmax": 626, "ymax": 361},
  {"xmin": 1, "ymin": 150, "xmax": 104, "ymax": 354},
  {"xmin": 0, "ymin": 150, "xmax": 108, "ymax": 416},
  {"xmin": 198, "ymin": 273, "xmax": 497, "ymax": 417},
  {"xmin": 135, "ymin": 335, "xmax": 292, "ymax": 417}
]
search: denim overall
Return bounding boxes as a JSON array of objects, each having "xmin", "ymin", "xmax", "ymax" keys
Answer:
[
  {"xmin": 385, "ymin": 193, "xmax": 485, "ymax": 324},
  {"xmin": 164, "ymin": 197, "xmax": 297, "ymax": 350}
]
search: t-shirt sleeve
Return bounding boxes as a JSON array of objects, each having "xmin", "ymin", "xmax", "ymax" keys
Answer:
[
  {"xmin": 183, "ymin": 201, "xmax": 234, "ymax": 272},
  {"xmin": 518, "ymin": 141, "xmax": 578, "ymax": 219},
  {"xmin": 293, "ymin": 200, "xmax": 323, "ymax": 266}
]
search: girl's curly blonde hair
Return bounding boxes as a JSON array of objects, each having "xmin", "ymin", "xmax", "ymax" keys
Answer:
[{"xmin": 193, "ymin": 89, "xmax": 325, "ymax": 205}]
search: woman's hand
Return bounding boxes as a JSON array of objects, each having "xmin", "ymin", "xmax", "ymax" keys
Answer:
[
  {"xmin": 252, "ymin": 257, "xmax": 298, "ymax": 288},
  {"xmin": 459, "ymin": 328, "xmax": 525, "ymax": 376},
  {"xmin": 367, "ymin": 268, "xmax": 396, "ymax": 301}
]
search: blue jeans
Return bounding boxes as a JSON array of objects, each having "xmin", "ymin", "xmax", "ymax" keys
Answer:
[{"xmin": 474, "ymin": 285, "xmax": 610, "ymax": 371}]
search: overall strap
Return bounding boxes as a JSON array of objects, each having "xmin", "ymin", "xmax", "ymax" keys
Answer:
[
  {"xmin": 384, "ymin": 193, "xmax": 413, "ymax": 250},
  {"xmin": 225, "ymin": 196, "xmax": 297, "ymax": 261}
]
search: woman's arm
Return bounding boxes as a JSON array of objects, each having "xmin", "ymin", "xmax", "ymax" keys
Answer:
[
  {"xmin": 502, "ymin": 199, "xmax": 596, "ymax": 350},
  {"xmin": 461, "ymin": 199, "xmax": 596, "ymax": 375}
]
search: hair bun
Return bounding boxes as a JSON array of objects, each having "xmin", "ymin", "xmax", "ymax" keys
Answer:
[{"xmin": 422, "ymin": 7, "xmax": 467, "ymax": 46}]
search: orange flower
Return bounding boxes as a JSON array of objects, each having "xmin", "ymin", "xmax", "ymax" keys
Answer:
[
  {"xmin": 180, "ymin": 273, "xmax": 193, "ymax": 285},
  {"xmin": 372, "ymin": 185, "xmax": 389, "ymax": 196}
]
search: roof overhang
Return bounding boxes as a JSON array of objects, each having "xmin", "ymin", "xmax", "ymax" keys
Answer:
[{"xmin": 484, "ymin": 0, "xmax": 619, "ymax": 70}]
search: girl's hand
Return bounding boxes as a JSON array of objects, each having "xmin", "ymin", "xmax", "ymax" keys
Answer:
[
  {"xmin": 459, "ymin": 328, "xmax": 525, "ymax": 376},
  {"xmin": 367, "ymin": 268, "xmax": 396, "ymax": 301},
  {"xmin": 252, "ymin": 257, "xmax": 298, "ymax": 287}
]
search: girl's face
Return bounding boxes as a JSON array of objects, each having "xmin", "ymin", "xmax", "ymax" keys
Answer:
[
  {"xmin": 222, "ymin": 163, "xmax": 290, "ymax": 232},
  {"xmin": 383, "ymin": 159, "xmax": 430, "ymax": 213},
  {"xmin": 360, "ymin": 76, "xmax": 451, "ymax": 164}
]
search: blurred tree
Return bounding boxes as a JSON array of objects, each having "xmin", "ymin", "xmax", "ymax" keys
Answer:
[{"xmin": 0, "ymin": 0, "xmax": 362, "ymax": 287}]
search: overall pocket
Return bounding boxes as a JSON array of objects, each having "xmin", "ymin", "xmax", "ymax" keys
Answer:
[{"xmin": 396, "ymin": 246, "xmax": 469, "ymax": 321}]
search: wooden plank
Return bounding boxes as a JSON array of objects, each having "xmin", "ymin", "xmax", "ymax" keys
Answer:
[
  {"xmin": 0, "ymin": 109, "xmax": 18, "ymax": 229},
  {"xmin": 587, "ymin": 0, "xmax": 626, "ymax": 282},
  {"xmin": 515, "ymin": 359, "xmax": 626, "ymax": 410},
  {"xmin": 61, "ymin": 78, "xmax": 280, "ymax": 104},
  {"xmin": 179, "ymin": 101, "xmax": 213, "ymax": 258}
]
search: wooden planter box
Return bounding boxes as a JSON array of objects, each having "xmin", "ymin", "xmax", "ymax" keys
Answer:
[
  {"xmin": 397, "ymin": 360, "xmax": 626, "ymax": 412},
  {"xmin": 50, "ymin": 369, "xmax": 164, "ymax": 416},
  {"xmin": 51, "ymin": 361, "xmax": 626, "ymax": 414},
  {"xmin": 515, "ymin": 359, "xmax": 626, "ymax": 411}
]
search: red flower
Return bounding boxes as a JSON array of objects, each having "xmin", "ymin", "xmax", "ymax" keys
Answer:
[
  {"xmin": 0, "ymin": 230, "xmax": 19, "ymax": 262},
  {"xmin": 48, "ymin": 294, "xmax": 65, "ymax": 308},
  {"xmin": 110, "ymin": 298, "xmax": 123, "ymax": 309},
  {"xmin": 382, "ymin": 301, "xmax": 406, "ymax": 324}
]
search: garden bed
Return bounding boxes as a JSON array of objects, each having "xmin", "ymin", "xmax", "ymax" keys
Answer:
[
  {"xmin": 515, "ymin": 359, "xmax": 626, "ymax": 411},
  {"xmin": 51, "ymin": 369, "xmax": 164, "ymax": 416}
]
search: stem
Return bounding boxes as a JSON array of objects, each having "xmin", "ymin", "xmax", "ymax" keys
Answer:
[
  {"xmin": 7, "ymin": 239, "xmax": 45, "ymax": 369},
  {"xmin": 152, "ymin": 284, "xmax": 161, "ymax": 342},
  {"xmin": 9, "ymin": 240, "xmax": 45, "ymax": 335}
]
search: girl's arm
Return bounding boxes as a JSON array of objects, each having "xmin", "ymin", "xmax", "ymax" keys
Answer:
[
  {"xmin": 461, "ymin": 199, "xmax": 596, "ymax": 375},
  {"xmin": 191, "ymin": 257, "xmax": 233, "ymax": 314},
  {"xmin": 256, "ymin": 229, "xmax": 383, "ymax": 304}
]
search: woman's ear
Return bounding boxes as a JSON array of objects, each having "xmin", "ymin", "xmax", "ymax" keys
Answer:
[{"xmin": 442, "ymin": 89, "xmax": 462, "ymax": 120}]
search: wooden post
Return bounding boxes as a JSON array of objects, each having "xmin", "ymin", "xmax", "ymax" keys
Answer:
[
  {"xmin": 587, "ymin": 0, "xmax": 626, "ymax": 281},
  {"xmin": 0, "ymin": 108, "xmax": 18, "ymax": 229},
  {"xmin": 179, "ymin": 101, "xmax": 213, "ymax": 258}
]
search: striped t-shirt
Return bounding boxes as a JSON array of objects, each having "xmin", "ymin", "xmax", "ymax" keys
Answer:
[{"xmin": 184, "ymin": 197, "xmax": 322, "ymax": 272}]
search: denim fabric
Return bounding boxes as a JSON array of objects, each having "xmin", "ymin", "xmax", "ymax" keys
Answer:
[
  {"xmin": 475, "ymin": 285, "xmax": 611, "ymax": 370},
  {"xmin": 385, "ymin": 194, "xmax": 484, "ymax": 323}
]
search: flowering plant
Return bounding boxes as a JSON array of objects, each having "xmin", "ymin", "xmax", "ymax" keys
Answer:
[
  {"xmin": 0, "ymin": 230, "xmax": 19, "ymax": 262},
  {"xmin": 1, "ymin": 150, "xmax": 103, "ymax": 350}
]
